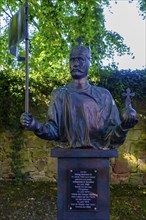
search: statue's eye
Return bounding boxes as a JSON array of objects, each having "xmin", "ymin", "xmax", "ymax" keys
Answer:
[
  {"xmin": 79, "ymin": 57, "xmax": 85, "ymax": 62},
  {"xmin": 70, "ymin": 58, "xmax": 75, "ymax": 62},
  {"xmin": 70, "ymin": 57, "xmax": 85, "ymax": 63}
]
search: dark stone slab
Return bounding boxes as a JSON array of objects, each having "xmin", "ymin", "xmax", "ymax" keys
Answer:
[
  {"xmin": 51, "ymin": 148, "xmax": 118, "ymax": 220},
  {"xmin": 51, "ymin": 148, "xmax": 118, "ymax": 158}
]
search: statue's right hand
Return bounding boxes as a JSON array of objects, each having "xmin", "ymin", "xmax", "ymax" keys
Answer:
[{"xmin": 20, "ymin": 112, "xmax": 33, "ymax": 130}]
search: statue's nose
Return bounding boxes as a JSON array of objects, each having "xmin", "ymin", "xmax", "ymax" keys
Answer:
[{"xmin": 74, "ymin": 59, "xmax": 79, "ymax": 66}]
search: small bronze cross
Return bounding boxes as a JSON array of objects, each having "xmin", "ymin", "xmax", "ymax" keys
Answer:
[
  {"xmin": 122, "ymin": 88, "xmax": 135, "ymax": 107},
  {"xmin": 76, "ymin": 36, "xmax": 84, "ymax": 46}
]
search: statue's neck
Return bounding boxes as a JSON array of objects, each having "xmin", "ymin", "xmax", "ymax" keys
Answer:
[{"xmin": 71, "ymin": 77, "xmax": 89, "ymax": 90}]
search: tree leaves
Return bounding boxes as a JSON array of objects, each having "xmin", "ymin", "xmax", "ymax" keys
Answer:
[
  {"xmin": 0, "ymin": 0, "xmax": 145, "ymax": 128},
  {"xmin": 0, "ymin": 0, "xmax": 132, "ymax": 74}
]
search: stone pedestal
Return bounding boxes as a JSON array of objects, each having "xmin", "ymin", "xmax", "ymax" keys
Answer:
[{"xmin": 51, "ymin": 148, "xmax": 118, "ymax": 220}]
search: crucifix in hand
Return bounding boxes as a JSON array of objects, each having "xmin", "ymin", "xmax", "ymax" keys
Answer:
[{"xmin": 122, "ymin": 88, "xmax": 135, "ymax": 107}]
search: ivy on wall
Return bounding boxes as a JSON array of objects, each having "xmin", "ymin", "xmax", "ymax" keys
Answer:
[{"xmin": 99, "ymin": 69, "xmax": 146, "ymax": 109}]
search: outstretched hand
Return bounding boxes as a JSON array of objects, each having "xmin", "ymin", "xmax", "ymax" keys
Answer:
[
  {"xmin": 120, "ymin": 106, "xmax": 138, "ymax": 130},
  {"xmin": 121, "ymin": 117, "xmax": 138, "ymax": 130},
  {"xmin": 20, "ymin": 112, "xmax": 33, "ymax": 129}
]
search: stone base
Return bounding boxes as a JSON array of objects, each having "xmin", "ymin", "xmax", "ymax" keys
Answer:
[{"xmin": 51, "ymin": 148, "xmax": 118, "ymax": 220}]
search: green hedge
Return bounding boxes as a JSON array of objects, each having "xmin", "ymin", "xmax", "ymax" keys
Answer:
[{"xmin": 0, "ymin": 69, "xmax": 145, "ymax": 129}]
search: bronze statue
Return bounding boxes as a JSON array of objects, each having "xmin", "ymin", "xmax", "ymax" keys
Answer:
[{"xmin": 20, "ymin": 38, "xmax": 138, "ymax": 149}]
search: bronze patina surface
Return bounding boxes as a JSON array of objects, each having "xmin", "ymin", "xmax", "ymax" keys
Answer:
[{"xmin": 20, "ymin": 38, "xmax": 138, "ymax": 149}]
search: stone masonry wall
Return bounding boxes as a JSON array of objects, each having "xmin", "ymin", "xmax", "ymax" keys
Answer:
[
  {"xmin": 0, "ymin": 131, "xmax": 57, "ymax": 182},
  {"xmin": 110, "ymin": 113, "xmax": 146, "ymax": 185},
  {"xmin": 0, "ymin": 103, "xmax": 146, "ymax": 185}
]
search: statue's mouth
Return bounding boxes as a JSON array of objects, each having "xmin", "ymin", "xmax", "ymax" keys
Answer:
[{"xmin": 71, "ymin": 68, "xmax": 83, "ymax": 73}]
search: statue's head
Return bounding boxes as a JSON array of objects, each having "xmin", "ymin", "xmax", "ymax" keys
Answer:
[{"xmin": 70, "ymin": 37, "xmax": 91, "ymax": 79}]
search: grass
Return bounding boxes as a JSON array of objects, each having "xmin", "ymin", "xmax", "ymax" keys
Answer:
[
  {"xmin": 110, "ymin": 185, "xmax": 146, "ymax": 220},
  {"xmin": 0, "ymin": 181, "xmax": 57, "ymax": 220},
  {"xmin": 0, "ymin": 181, "xmax": 146, "ymax": 220}
]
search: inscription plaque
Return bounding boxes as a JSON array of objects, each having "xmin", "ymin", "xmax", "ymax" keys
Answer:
[{"xmin": 69, "ymin": 169, "xmax": 98, "ymax": 211}]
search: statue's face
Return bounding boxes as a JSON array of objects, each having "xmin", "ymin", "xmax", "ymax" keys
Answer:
[{"xmin": 70, "ymin": 51, "xmax": 90, "ymax": 79}]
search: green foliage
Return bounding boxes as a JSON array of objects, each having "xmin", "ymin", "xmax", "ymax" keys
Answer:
[
  {"xmin": 99, "ymin": 69, "xmax": 146, "ymax": 109},
  {"xmin": 0, "ymin": 70, "xmax": 25, "ymax": 129},
  {"xmin": 138, "ymin": 0, "xmax": 146, "ymax": 17},
  {"xmin": 11, "ymin": 130, "xmax": 29, "ymax": 184},
  {"xmin": 130, "ymin": 0, "xmax": 146, "ymax": 18},
  {"xmin": 1, "ymin": 0, "xmax": 131, "ymax": 73},
  {"xmin": 110, "ymin": 185, "xmax": 146, "ymax": 220},
  {"xmin": 0, "ymin": 0, "xmax": 130, "ymax": 128},
  {"xmin": 0, "ymin": 0, "xmax": 145, "ymax": 129}
]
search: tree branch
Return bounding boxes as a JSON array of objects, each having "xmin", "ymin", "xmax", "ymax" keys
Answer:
[
  {"xmin": 6, "ymin": 0, "xmax": 13, "ymax": 17},
  {"xmin": 2, "ymin": 9, "xmax": 12, "ymax": 18}
]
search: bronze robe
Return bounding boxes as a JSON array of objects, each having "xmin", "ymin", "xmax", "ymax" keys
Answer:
[{"xmin": 34, "ymin": 83, "xmax": 127, "ymax": 149}]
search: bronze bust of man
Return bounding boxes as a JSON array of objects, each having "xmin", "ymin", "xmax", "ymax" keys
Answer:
[{"xmin": 20, "ymin": 40, "xmax": 138, "ymax": 149}]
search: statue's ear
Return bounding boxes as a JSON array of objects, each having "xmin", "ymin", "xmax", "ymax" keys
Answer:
[
  {"xmin": 87, "ymin": 45, "xmax": 91, "ymax": 53},
  {"xmin": 87, "ymin": 45, "xmax": 91, "ymax": 63}
]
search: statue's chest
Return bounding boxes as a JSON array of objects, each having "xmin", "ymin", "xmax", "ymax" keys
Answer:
[{"xmin": 63, "ymin": 92, "xmax": 108, "ymax": 129}]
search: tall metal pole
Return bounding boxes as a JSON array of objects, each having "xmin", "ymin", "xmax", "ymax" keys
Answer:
[{"xmin": 25, "ymin": 1, "xmax": 29, "ymax": 113}]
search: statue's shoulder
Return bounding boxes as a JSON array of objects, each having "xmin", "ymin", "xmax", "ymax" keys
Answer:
[
  {"xmin": 51, "ymin": 84, "xmax": 68, "ymax": 98},
  {"xmin": 91, "ymin": 85, "xmax": 112, "ymax": 97}
]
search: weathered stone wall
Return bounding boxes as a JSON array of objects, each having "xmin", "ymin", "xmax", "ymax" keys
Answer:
[
  {"xmin": 110, "ymin": 113, "xmax": 146, "ymax": 185},
  {"xmin": 0, "ymin": 130, "xmax": 57, "ymax": 182},
  {"xmin": 0, "ymin": 102, "xmax": 146, "ymax": 185}
]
